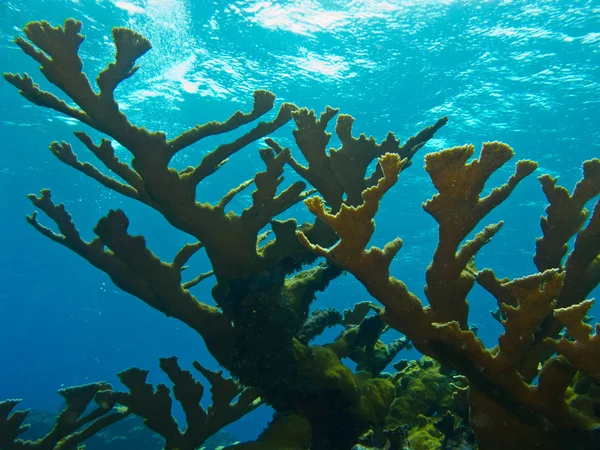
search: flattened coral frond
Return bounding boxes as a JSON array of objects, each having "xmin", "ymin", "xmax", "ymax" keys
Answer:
[
  {"xmin": 561, "ymin": 199, "xmax": 600, "ymax": 305},
  {"xmin": 168, "ymin": 90, "xmax": 277, "ymax": 157},
  {"xmin": 26, "ymin": 191, "xmax": 234, "ymax": 365},
  {"xmin": 0, "ymin": 383, "xmax": 127, "ymax": 450},
  {"xmin": 96, "ymin": 26, "xmax": 151, "ymax": 101},
  {"xmin": 96, "ymin": 358, "xmax": 259, "ymax": 449},
  {"xmin": 535, "ymin": 158, "xmax": 600, "ymax": 272},
  {"xmin": 519, "ymin": 168, "xmax": 599, "ymax": 382},
  {"xmin": 494, "ymin": 270, "xmax": 563, "ymax": 369},
  {"xmin": 546, "ymin": 300, "xmax": 600, "ymax": 382},
  {"xmin": 183, "ymin": 101, "xmax": 298, "ymax": 186},
  {"xmin": 423, "ymin": 142, "xmax": 538, "ymax": 326},
  {"xmin": 298, "ymin": 153, "xmax": 405, "ymax": 264}
]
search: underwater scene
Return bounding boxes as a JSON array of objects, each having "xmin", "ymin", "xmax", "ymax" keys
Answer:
[{"xmin": 0, "ymin": 0, "xmax": 599, "ymax": 449}]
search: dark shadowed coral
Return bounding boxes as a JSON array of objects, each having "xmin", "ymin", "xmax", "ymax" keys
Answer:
[
  {"xmin": 0, "ymin": 360, "xmax": 259, "ymax": 450},
  {"xmin": 0, "ymin": 383, "xmax": 125, "ymax": 449}
]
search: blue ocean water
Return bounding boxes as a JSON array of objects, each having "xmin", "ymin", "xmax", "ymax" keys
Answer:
[{"xmin": 0, "ymin": 0, "xmax": 598, "ymax": 445}]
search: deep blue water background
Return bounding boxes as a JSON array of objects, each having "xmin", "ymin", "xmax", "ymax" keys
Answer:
[{"xmin": 0, "ymin": 0, "xmax": 599, "ymax": 444}]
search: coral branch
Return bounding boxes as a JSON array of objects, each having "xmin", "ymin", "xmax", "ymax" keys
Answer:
[
  {"xmin": 217, "ymin": 179, "xmax": 254, "ymax": 210},
  {"xmin": 172, "ymin": 241, "xmax": 204, "ymax": 271},
  {"xmin": 96, "ymin": 27, "xmax": 152, "ymax": 101},
  {"xmin": 192, "ymin": 362, "xmax": 262, "ymax": 427},
  {"xmin": 288, "ymin": 109, "xmax": 447, "ymax": 210},
  {"xmin": 519, "ymin": 163, "xmax": 599, "ymax": 381},
  {"xmin": 74, "ymin": 132, "xmax": 149, "ymax": 195},
  {"xmin": 10, "ymin": 17, "xmax": 599, "ymax": 450},
  {"xmin": 49, "ymin": 140, "xmax": 143, "ymax": 201},
  {"xmin": 182, "ymin": 271, "xmax": 214, "ymax": 290},
  {"xmin": 95, "ymin": 358, "xmax": 260, "ymax": 450},
  {"xmin": 546, "ymin": 300, "xmax": 600, "ymax": 382},
  {"xmin": 423, "ymin": 143, "xmax": 537, "ymax": 325},
  {"xmin": 300, "ymin": 139, "xmax": 600, "ymax": 448},
  {"xmin": 560, "ymin": 199, "xmax": 600, "ymax": 305},
  {"xmin": 183, "ymin": 102, "xmax": 298, "ymax": 187},
  {"xmin": 535, "ymin": 158, "xmax": 600, "ymax": 271},
  {"xmin": 26, "ymin": 190, "xmax": 235, "ymax": 365},
  {"xmin": 168, "ymin": 90, "xmax": 277, "ymax": 157},
  {"xmin": 0, "ymin": 383, "xmax": 126, "ymax": 450},
  {"xmin": 296, "ymin": 308, "xmax": 343, "ymax": 344},
  {"xmin": 6, "ymin": 19, "xmax": 303, "ymax": 283},
  {"xmin": 298, "ymin": 152, "xmax": 405, "ymax": 264}
]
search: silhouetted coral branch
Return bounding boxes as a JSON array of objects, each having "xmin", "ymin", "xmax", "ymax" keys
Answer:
[
  {"xmin": 96, "ymin": 358, "xmax": 261, "ymax": 450},
  {"xmin": 25, "ymin": 190, "xmax": 235, "ymax": 365},
  {"xmin": 0, "ymin": 383, "xmax": 127, "ymax": 450}
]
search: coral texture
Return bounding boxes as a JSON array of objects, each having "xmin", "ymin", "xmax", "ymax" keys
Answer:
[{"xmin": 2, "ymin": 19, "xmax": 599, "ymax": 450}]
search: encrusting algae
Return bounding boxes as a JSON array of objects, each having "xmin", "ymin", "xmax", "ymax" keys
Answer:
[{"xmin": 1, "ymin": 18, "xmax": 599, "ymax": 450}]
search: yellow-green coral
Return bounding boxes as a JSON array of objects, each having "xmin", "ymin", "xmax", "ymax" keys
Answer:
[
  {"xmin": 225, "ymin": 415, "xmax": 311, "ymax": 450},
  {"xmin": 386, "ymin": 357, "xmax": 462, "ymax": 429},
  {"xmin": 407, "ymin": 415, "xmax": 445, "ymax": 450}
]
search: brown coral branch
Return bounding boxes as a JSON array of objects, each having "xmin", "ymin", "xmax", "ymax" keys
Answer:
[
  {"xmin": 546, "ymin": 300, "xmax": 600, "ymax": 382},
  {"xmin": 48, "ymin": 140, "xmax": 143, "ymax": 201},
  {"xmin": 6, "ymin": 20, "xmax": 149, "ymax": 132},
  {"xmin": 217, "ymin": 179, "xmax": 254, "ymax": 210},
  {"xmin": 342, "ymin": 301, "xmax": 377, "ymax": 327},
  {"xmin": 493, "ymin": 270, "xmax": 563, "ymax": 370},
  {"xmin": 298, "ymin": 153, "xmax": 427, "ymax": 337},
  {"xmin": 26, "ymin": 190, "xmax": 235, "ymax": 365},
  {"xmin": 299, "ymin": 153, "xmax": 405, "ymax": 261},
  {"xmin": 3, "ymin": 72, "xmax": 91, "ymax": 124},
  {"xmin": 191, "ymin": 362, "xmax": 262, "ymax": 435},
  {"xmin": 0, "ymin": 383, "xmax": 127, "ymax": 450},
  {"xmin": 182, "ymin": 271, "xmax": 214, "ymax": 290},
  {"xmin": 73, "ymin": 132, "xmax": 150, "ymax": 196},
  {"xmin": 287, "ymin": 107, "xmax": 344, "ymax": 210},
  {"xmin": 95, "ymin": 358, "xmax": 260, "ymax": 450},
  {"xmin": 172, "ymin": 241, "xmax": 204, "ymax": 271},
  {"xmin": 299, "ymin": 141, "xmax": 600, "ymax": 446},
  {"xmin": 167, "ymin": 90, "xmax": 278, "ymax": 157},
  {"xmin": 241, "ymin": 147, "xmax": 307, "ymax": 228},
  {"xmin": 290, "ymin": 111, "xmax": 448, "ymax": 211},
  {"xmin": 182, "ymin": 102, "xmax": 298, "ymax": 187},
  {"xmin": 560, "ymin": 199, "xmax": 600, "ymax": 305},
  {"xmin": 423, "ymin": 143, "xmax": 538, "ymax": 326},
  {"xmin": 96, "ymin": 27, "xmax": 151, "ymax": 101},
  {"xmin": 8, "ymin": 19, "xmax": 319, "ymax": 285},
  {"xmin": 535, "ymin": 158, "xmax": 600, "ymax": 272},
  {"xmin": 519, "ymin": 166, "xmax": 599, "ymax": 382}
]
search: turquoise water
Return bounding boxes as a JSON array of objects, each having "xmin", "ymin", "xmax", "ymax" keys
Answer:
[{"xmin": 0, "ymin": 0, "xmax": 598, "ymax": 446}]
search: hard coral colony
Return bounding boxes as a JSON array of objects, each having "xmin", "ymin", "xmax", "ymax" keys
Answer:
[{"xmin": 1, "ymin": 18, "xmax": 599, "ymax": 450}]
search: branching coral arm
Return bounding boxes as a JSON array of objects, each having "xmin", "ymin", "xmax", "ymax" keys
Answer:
[
  {"xmin": 26, "ymin": 190, "xmax": 235, "ymax": 365},
  {"xmin": 534, "ymin": 159, "xmax": 600, "ymax": 272},
  {"xmin": 422, "ymin": 142, "xmax": 538, "ymax": 326},
  {"xmin": 4, "ymin": 19, "xmax": 305, "ymax": 282},
  {"xmin": 297, "ymin": 153, "xmax": 428, "ymax": 338}
]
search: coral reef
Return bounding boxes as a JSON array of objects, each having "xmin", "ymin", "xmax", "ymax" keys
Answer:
[
  {"xmin": 2, "ymin": 18, "xmax": 599, "ymax": 450},
  {"xmin": 299, "ymin": 147, "xmax": 600, "ymax": 448}
]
